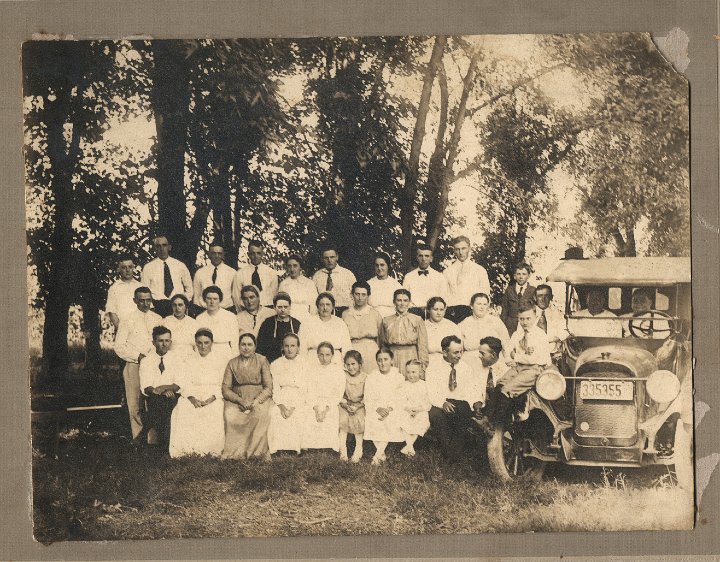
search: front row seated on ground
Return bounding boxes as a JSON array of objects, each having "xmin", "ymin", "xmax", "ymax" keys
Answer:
[{"xmin": 134, "ymin": 318, "xmax": 530, "ymax": 464}]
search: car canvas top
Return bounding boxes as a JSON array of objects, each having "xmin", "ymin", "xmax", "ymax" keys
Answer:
[{"xmin": 547, "ymin": 257, "xmax": 691, "ymax": 286}]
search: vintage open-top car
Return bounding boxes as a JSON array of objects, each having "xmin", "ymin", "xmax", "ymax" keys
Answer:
[{"xmin": 486, "ymin": 257, "xmax": 693, "ymax": 485}]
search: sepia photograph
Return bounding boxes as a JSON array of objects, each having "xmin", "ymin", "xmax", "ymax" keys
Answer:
[{"xmin": 25, "ymin": 32, "xmax": 693, "ymax": 543}]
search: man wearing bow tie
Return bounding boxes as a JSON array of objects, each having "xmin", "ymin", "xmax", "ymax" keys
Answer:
[
  {"xmin": 193, "ymin": 242, "xmax": 237, "ymax": 313},
  {"xmin": 141, "ymin": 235, "xmax": 194, "ymax": 318},
  {"xmin": 403, "ymin": 243, "xmax": 449, "ymax": 319},
  {"xmin": 139, "ymin": 325, "xmax": 181, "ymax": 450},
  {"xmin": 426, "ymin": 335, "xmax": 483, "ymax": 462}
]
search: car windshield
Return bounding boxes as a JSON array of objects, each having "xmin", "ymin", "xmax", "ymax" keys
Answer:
[{"xmin": 565, "ymin": 285, "xmax": 687, "ymax": 340}]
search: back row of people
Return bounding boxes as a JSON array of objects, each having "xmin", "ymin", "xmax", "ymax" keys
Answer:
[{"xmin": 107, "ymin": 234, "xmax": 535, "ymax": 335}]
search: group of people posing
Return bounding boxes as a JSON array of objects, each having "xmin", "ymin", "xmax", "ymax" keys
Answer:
[{"xmin": 107, "ymin": 234, "xmax": 581, "ymax": 463}]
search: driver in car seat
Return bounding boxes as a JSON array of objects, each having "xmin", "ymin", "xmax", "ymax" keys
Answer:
[{"xmin": 621, "ymin": 288, "xmax": 671, "ymax": 339}]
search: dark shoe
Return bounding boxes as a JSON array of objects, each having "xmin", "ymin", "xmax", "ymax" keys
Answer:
[{"xmin": 471, "ymin": 415, "xmax": 495, "ymax": 438}]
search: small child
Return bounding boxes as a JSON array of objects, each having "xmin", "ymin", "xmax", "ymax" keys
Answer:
[
  {"xmin": 338, "ymin": 350, "xmax": 367, "ymax": 463},
  {"xmin": 397, "ymin": 359, "xmax": 432, "ymax": 457},
  {"xmin": 363, "ymin": 347, "xmax": 405, "ymax": 465},
  {"xmin": 301, "ymin": 341, "xmax": 346, "ymax": 452}
]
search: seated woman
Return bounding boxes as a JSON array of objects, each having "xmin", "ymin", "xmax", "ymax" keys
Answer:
[
  {"xmin": 169, "ymin": 329, "xmax": 226, "ymax": 458},
  {"xmin": 425, "ymin": 296, "xmax": 462, "ymax": 364},
  {"xmin": 459, "ymin": 292, "xmax": 509, "ymax": 375},
  {"xmin": 299, "ymin": 292, "xmax": 352, "ymax": 364},
  {"xmin": 363, "ymin": 347, "xmax": 405, "ymax": 465},
  {"xmin": 267, "ymin": 333, "xmax": 308, "ymax": 456},
  {"xmin": 221, "ymin": 333, "xmax": 274, "ymax": 460},
  {"xmin": 162, "ymin": 294, "xmax": 198, "ymax": 359},
  {"xmin": 301, "ymin": 342, "xmax": 346, "ymax": 453},
  {"xmin": 196, "ymin": 286, "xmax": 240, "ymax": 364}
]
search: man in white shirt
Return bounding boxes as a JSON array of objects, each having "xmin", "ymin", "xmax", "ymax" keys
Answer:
[
  {"xmin": 141, "ymin": 235, "xmax": 193, "ymax": 318},
  {"xmin": 426, "ymin": 335, "xmax": 484, "ymax": 462},
  {"xmin": 483, "ymin": 304, "xmax": 551, "ymax": 429},
  {"xmin": 236, "ymin": 284, "xmax": 276, "ymax": 337},
  {"xmin": 193, "ymin": 242, "xmax": 237, "ymax": 313},
  {"xmin": 534, "ymin": 284, "xmax": 570, "ymax": 360},
  {"xmin": 443, "ymin": 236, "xmax": 491, "ymax": 323},
  {"xmin": 231, "ymin": 239, "xmax": 280, "ymax": 310},
  {"xmin": 105, "ymin": 254, "xmax": 142, "ymax": 331},
  {"xmin": 403, "ymin": 243, "xmax": 448, "ymax": 319},
  {"xmin": 113, "ymin": 286, "xmax": 162, "ymax": 441},
  {"xmin": 311, "ymin": 244, "xmax": 357, "ymax": 315},
  {"xmin": 139, "ymin": 325, "xmax": 181, "ymax": 449},
  {"xmin": 569, "ymin": 288, "xmax": 621, "ymax": 338}
]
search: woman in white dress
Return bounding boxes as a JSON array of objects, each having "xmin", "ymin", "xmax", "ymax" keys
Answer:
[
  {"xmin": 169, "ymin": 329, "xmax": 226, "ymax": 457},
  {"xmin": 363, "ymin": 347, "xmax": 405, "ymax": 465},
  {"xmin": 459, "ymin": 292, "xmax": 510, "ymax": 376},
  {"xmin": 424, "ymin": 296, "xmax": 463, "ymax": 363},
  {"xmin": 299, "ymin": 292, "xmax": 352, "ymax": 365},
  {"xmin": 162, "ymin": 294, "xmax": 198, "ymax": 359},
  {"xmin": 302, "ymin": 342, "xmax": 346, "ymax": 452},
  {"xmin": 367, "ymin": 252, "xmax": 403, "ymax": 318},
  {"xmin": 267, "ymin": 333, "xmax": 308, "ymax": 455},
  {"xmin": 195, "ymin": 286, "xmax": 239, "ymax": 364},
  {"xmin": 278, "ymin": 254, "xmax": 318, "ymax": 324}
]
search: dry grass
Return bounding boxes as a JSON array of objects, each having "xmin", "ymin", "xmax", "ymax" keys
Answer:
[{"xmin": 31, "ymin": 412, "xmax": 694, "ymax": 544}]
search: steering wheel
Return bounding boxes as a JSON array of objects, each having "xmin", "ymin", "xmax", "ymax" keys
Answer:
[{"xmin": 628, "ymin": 310, "xmax": 676, "ymax": 338}]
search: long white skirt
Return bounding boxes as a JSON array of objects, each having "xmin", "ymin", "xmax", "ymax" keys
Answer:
[
  {"xmin": 268, "ymin": 405, "xmax": 304, "ymax": 454},
  {"xmin": 169, "ymin": 397, "xmax": 225, "ymax": 457},
  {"xmin": 301, "ymin": 406, "xmax": 340, "ymax": 451},
  {"xmin": 363, "ymin": 407, "xmax": 404, "ymax": 442}
]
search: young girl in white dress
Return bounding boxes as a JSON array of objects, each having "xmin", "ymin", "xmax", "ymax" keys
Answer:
[
  {"xmin": 267, "ymin": 333, "xmax": 308, "ymax": 455},
  {"xmin": 363, "ymin": 347, "xmax": 405, "ymax": 465},
  {"xmin": 338, "ymin": 350, "xmax": 367, "ymax": 463},
  {"xmin": 397, "ymin": 359, "xmax": 432, "ymax": 457},
  {"xmin": 302, "ymin": 342, "xmax": 346, "ymax": 452}
]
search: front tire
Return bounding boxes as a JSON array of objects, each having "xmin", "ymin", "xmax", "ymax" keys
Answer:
[{"xmin": 487, "ymin": 423, "xmax": 546, "ymax": 482}]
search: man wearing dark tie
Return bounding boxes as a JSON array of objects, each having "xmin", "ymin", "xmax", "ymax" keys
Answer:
[
  {"xmin": 534, "ymin": 284, "xmax": 569, "ymax": 362},
  {"xmin": 141, "ymin": 235, "xmax": 194, "ymax": 318},
  {"xmin": 311, "ymin": 244, "xmax": 356, "ymax": 316},
  {"xmin": 499, "ymin": 261, "xmax": 536, "ymax": 334},
  {"xmin": 231, "ymin": 240, "xmax": 280, "ymax": 310},
  {"xmin": 139, "ymin": 325, "xmax": 181, "ymax": 450},
  {"xmin": 193, "ymin": 242, "xmax": 237, "ymax": 313},
  {"xmin": 426, "ymin": 335, "xmax": 483, "ymax": 462}
]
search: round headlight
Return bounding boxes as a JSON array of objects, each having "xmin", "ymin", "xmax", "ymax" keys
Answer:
[
  {"xmin": 535, "ymin": 368, "xmax": 566, "ymax": 401},
  {"xmin": 646, "ymin": 369, "xmax": 681, "ymax": 403}
]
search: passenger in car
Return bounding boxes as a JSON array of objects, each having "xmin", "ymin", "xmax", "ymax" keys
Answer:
[{"xmin": 569, "ymin": 288, "xmax": 620, "ymax": 338}]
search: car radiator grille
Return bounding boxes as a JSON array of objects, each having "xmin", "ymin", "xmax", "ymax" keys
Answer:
[{"xmin": 575, "ymin": 402, "xmax": 637, "ymax": 439}]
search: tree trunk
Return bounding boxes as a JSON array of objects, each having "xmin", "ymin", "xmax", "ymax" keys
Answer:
[
  {"xmin": 38, "ymin": 97, "xmax": 81, "ymax": 392},
  {"xmin": 426, "ymin": 50, "xmax": 482, "ymax": 251},
  {"xmin": 400, "ymin": 36, "xmax": 446, "ymax": 272},
  {"xmin": 151, "ymin": 40, "xmax": 193, "ymax": 268}
]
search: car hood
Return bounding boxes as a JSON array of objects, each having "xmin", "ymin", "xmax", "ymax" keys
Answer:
[{"xmin": 575, "ymin": 345, "xmax": 657, "ymax": 378}]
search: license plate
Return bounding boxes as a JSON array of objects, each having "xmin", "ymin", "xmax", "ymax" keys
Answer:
[{"xmin": 580, "ymin": 380, "xmax": 634, "ymax": 401}]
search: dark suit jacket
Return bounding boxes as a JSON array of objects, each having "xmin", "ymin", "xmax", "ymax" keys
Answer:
[{"xmin": 499, "ymin": 283, "xmax": 536, "ymax": 335}]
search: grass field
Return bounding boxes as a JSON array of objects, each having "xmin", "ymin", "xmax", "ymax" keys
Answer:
[{"xmin": 32, "ymin": 410, "xmax": 694, "ymax": 544}]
